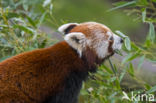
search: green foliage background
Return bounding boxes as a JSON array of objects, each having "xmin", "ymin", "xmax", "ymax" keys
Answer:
[{"xmin": 0, "ymin": 0, "xmax": 156, "ymax": 103}]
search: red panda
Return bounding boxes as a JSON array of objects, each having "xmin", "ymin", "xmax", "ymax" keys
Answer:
[{"xmin": 0, "ymin": 22, "xmax": 123, "ymax": 103}]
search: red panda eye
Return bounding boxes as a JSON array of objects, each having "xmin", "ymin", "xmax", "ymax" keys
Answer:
[{"xmin": 109, "ymin": 36, "xmax": 114, "ymax": 41}]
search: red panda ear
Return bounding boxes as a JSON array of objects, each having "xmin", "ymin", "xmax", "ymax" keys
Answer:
[
  {"xmin": 64, "ymin": 32, "xmax": 86, "ymax": 57},
  {"xmin": 58, "ymin": 23, "xmax": 79, "ymax": 34}
]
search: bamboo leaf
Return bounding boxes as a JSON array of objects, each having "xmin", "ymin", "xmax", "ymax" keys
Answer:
[
  {"xmin": 115, "ymin": 30, "xmax": 127, "ymax": 38},
  {"xmin": 37, "ymin": 12, "xmax": 47, "ymax": 28},
  {"xmin": 148, "ymin": 23, "xmax": 155, "ymax": 43},
  {"xmin": 125, "ymin": 37, "xmax": 131, "ymax": 51},
  {"xmin": 101, "ymin": 64, "xmax": 113, "ymax": 74},
  {"xmin": 137, "ymin": 55, "xmax": 145, "ymax": 70},
  {"xmin": 142, "ymin": 8, "xmax": 146, "ymax": 22},
  {"xmin": 13, "ymin": 25, "xmax": 35, "ymax": 34},
  {"xmin": 108, "ymin": 1, "xmax": 136, "ymax": 11},
  {"xmin": 146, "ymin": 85, "xmax": 156, "ymax": 94},
  {"xmin": 128, "ymin": 63, "xmax": 134, "ymax": 77}
]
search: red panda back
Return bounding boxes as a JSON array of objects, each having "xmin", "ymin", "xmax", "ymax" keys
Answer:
[{"xmin": 0, "ymin": 41, "xmax": 86, "ymax": 103}]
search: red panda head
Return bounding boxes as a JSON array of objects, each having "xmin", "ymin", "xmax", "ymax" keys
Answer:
[{"xmin": 58, "ymin": 22, "xmax": 123, "ymax": 61}]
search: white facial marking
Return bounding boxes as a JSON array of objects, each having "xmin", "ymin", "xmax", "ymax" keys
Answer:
[
  {"xmin": 87, "ymin": 31, "xmax": 109, "ymax": 59},
  {"xmin": 96, "ymin": 40, "xmax": 109, "ymax": 58},
  {"xmin": 64, "ymin": 32, "xmax": 86, "ymax": 57}
]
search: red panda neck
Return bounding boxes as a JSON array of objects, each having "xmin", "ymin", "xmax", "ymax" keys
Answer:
[{"xmin": 82, "ymin": 46, "xmax": 104, "ymax": 72}]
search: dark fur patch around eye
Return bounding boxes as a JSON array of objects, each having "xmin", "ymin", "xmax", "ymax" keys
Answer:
[
  {"xmin": 64, "ymin": 25, "xmax": 77, "ymax": 34},
  {"xmin": 71, "ymin": 36, "xmax": 80, "ymax": 43},
  {"xmin": 108, "ymin": 40, "xmax": 114, "ymax": 53},
  {"xmin": 109, "ymin": 36, "xmax": 114, "ymax": 41}
]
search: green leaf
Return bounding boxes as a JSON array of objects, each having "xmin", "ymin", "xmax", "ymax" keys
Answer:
[
  {"xmin": 109, "ymin": 92, "xmax": 117, "ymax": 99},
  {"xmin": 112, "ymin": 1, "xmax": 129, "ymax": 7},
  {"xmin": 115, "ymin": 79, "xmax": 121, "ymax": 89},
  {"xmin": 122, "ymin": 53, "xmax": 132, "ymax": 64},
  {"xmin": 122, "ymin": 50, "xmax": 140, "ymax": 64},
  {"xmin": 119, "ymin": 67, "xmax": 128, "ymax": 82},
  {"xmin": 137, "ymin": 55, "xmax": 145, "ymax": 70},
  {"xmin": 128, "ymin": 63, "xmax": 135, "ymax": 77},
  {"xmin": 115, "ymin": 31, "xmax": 132, "ymax": 51},
  {"xmin": 50, "ymin": 4, "xmax": 53, "ymax": 12},
  {"xmin": 13, "ymin": 25, "xmax": 35, "ymax": 34},
  {"xmin": 108, "ymin": 1, "xmax": 136, "ymax": 11},
  {"xmin": 127, "ymin": 50, "xmax": 140, "ymax": 61},
  {"xmin": 145, "ymin": 23, "xmax": 155, "ymax": 46},
  {"xmin": 142, "ymin": 8, "xmax": 146, "ymax": 22},
  {"xmin": 115, "ymin": 30, "xmax": 127, "ymax": 38},
  {"xmin": 37, "ymin": 12, "xmax": 47, "ymax": 28},
  {"xmin": 26, "ymin": 16, "xmax": 37, "ymax": 28},
  {"xmin": 131, "ymin": 42, "xmax": 140, "ymax": 50},
  {"xmin": 110, "ymin": 77, "xmax": 117, "ymax": 82},
  {"xmin": 125, "ymin": 37, "xmax": 131, "ymax": 51},
  {"xmin": 101, "ymin": 64, "xmax": 113, "ymax": 74},
  {"xmin": 43, "ymin": 0, "xmax": 51, "ymax": 7},
  {"xmin": 80, "ymin": 89, "xmax": 88, "ymax": 95},
  {"xmin": 145, "ymin": 83, "xmax": 151, "ymax": 90},
  {"xmin": 22, "ymin": 0, "xmax": 29, "ymax": 11},
  {"xmin": 108, "ymin": 59, "xmax": 116, "ymax": 75},
  {"xmin": 138, "ymin": 0, "xmax": 148, "ymax": 5},
  {"xmin": 146, "ymin": 85, "xmax": 156, "ymax": 94},
  {"xmin": 114, "ymin": 50, "xmax": 123, "ymax": 56},
  {"xmin": 149, "ymin": 23, "xmax": 155, "ymax": 43}
]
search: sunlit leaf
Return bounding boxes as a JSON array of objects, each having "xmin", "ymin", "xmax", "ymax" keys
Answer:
[
  {"xmin": 13, "ymin": 25, "xmax": 35, "ymax": 34},
  {"xmin": 142, "ymin": 8, "xmax": 146, "ymax": 22},
  {"xmin": 115, "ymin": 79, "xmax": 121, "ymax": 89},
  {"xmin": 131, "ymin": 42, "xmax": 140, "ymax": 50},
  {"xmin": 26, "ymin": 16, "xmax": 37, "ymax": 28},
  {"xmin": 37, "ymin": 12, "xmax": 47, "ymax": 28},
  {"xmin": 137, "ymin": 55, "xmax": 145, "ymax": 70},
  {"xmin": 101, "ymin": 65, "xmax": 113, "ymax": 74},
  {"xmin": 128, "ymin": 63, "xmax": 134, "ymax": 77},
  {"xmin": 22, "ymin": 0, "xmax": 28, "ymax": 11},
  {"xmin": 146, "ymin": 85, "xmax": 156, "ymax": 94},
  {"xmin": 43, "ymin": 0, "xmax": 51, "ymax": 7},
  {"xmin": 122, "ymin": 53, "xmax": 132, "ymax": 64},
  {"xmin": 108, "ymin": 59, "xmax": 116, "ymax": 75},
  {"xmin": 119, "ymin": 67, "xmax": 128, "ymax": 82},
  {"xmin": 145, "ymin": 83, "xmax": 151, "ymax": 90},
  {"xmin": 149, "ymin": 23, "xmax": 155, "ymax": 43},
  {"xmin": 127, "ymin": 50, "xmax": 141, "ymax": 61},
  {"xmin": 125, "ymin": 37, "xmax": 131, "ymax": 51},
  {"xmin": 108, "ymin": 1, "xmax": 136, "ymax": 11},
  {"xmin": 115, "ymin": 30, "xmax": 127, "ymax": 38},
  {"xmin": 112, "ymin": 1, "xmax": 129, "ymax": 7},
  {"xmin": 114, "ymin": 50, "xmax": 123, "ymax": 56},
  {"xmin": 80, "ymin": 89, "xmax": 88, "ymax": 95}
]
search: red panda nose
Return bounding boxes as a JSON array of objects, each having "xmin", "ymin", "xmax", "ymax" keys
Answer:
[{"xmin": 120, "ymin": 38, "xmax": 124, "ymax": 43}]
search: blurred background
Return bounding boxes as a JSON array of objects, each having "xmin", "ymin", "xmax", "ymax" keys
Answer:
[
  {"xmin": 0, "ymin": 0, "xmax": 156, "ymax": 102},
  {"xmin": 45, "ymin": 0, "xmax": 145, "ymax": 42}
]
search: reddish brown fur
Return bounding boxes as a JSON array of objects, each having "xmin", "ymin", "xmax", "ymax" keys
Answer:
[
  {"xmin": 108, "ymin": 40, "xmax": 114, "ymax": 54},
  {"xmin": 70, "ymin": 23, "xmax": 110, "ymax": 39},
  {"xmin": 82, "ymin": 46, "xmax": 104, "ymax": 72},
  {"xmin": 0, "ymin": 41, "xmax": 88, "ymax": 103}
]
